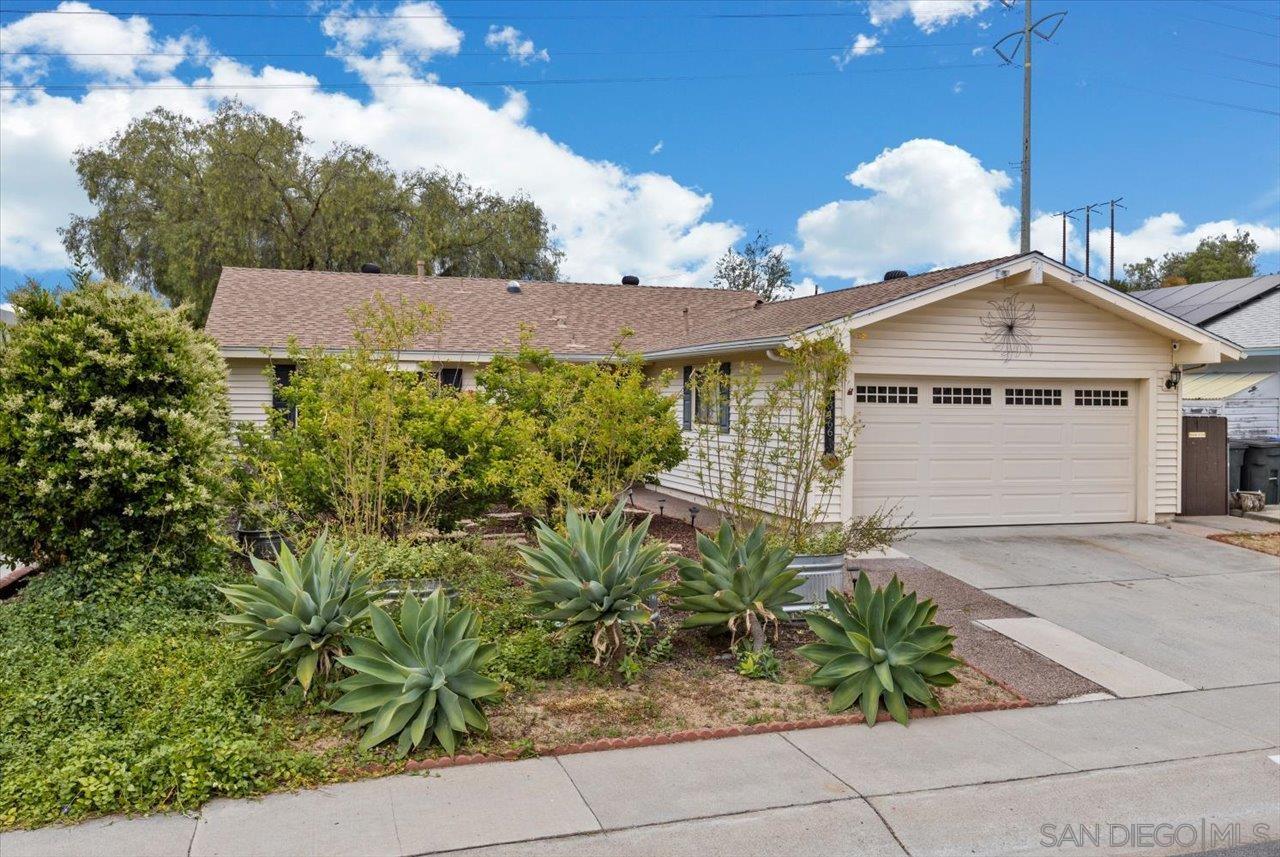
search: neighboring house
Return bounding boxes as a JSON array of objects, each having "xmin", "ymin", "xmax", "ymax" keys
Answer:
[
  {"xmin": 205, "ymin": 252, "xmax": 1240, "ymax": 528},
  {"xmin": 1134, "ymin": 276, "xmax": 1280, "ymax": 438}
]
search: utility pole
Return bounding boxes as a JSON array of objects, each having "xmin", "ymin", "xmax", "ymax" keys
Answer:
[
  {"xmin": 1107, "ymin": 197, "xmax": 1126, "ymax": 284},
  {"xmin": 1083, "ymin": 202, "xmax": 1106, "ymax": 279},
  {"xmin": 1058, "ymin": 208, "xmax": 1080, "ymax": 265},
  {"xmin": 995, "ymin": 3, "xmax": 1066, "ymax": 255}
]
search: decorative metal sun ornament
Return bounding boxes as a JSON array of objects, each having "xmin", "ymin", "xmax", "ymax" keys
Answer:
[{"xmin": 979, "ymin": 293, "xmax": 1037, "ymax": 362}]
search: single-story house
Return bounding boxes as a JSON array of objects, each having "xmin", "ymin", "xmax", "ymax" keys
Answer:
[
  {"xmin": 1133, "ymin": 275, "xmax": 1279, "ymax": 438},
  {"xmin": 205, "ymin": 251, "xmax": 1241, "ymax": 528}
]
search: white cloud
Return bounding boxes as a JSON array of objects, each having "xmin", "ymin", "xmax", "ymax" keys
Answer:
[
  {"xmin": 833, "ymin": 34, "xmax": 883, "ymax": 69},
  {"xmin": 796, "ymin": 139, "xmax": 1017, "ymax": 281},
  {"xmin": 1088, "ymin": 212, "xmax": 1280, "ymax": 276},
  {"xmin": 952, "ymin": 81, "xmax": 965, "ymax": 94},
  {"xmin": 971, "ymin": 46, "xmax": 985, "ymax": 57},
  {"xmin": 794, "ymin": 138, "xmax": 1280, "ymax": 284},
  {"xmin": 0, "ymin": 1, "xmax": 207, "ymax": 83},
  {"xmin": 650, "ymin": 140, "xmax": 664, "ymax": 155},
  {"xmin": 484, "ymin": 25, "xmax": 549, "ymax": 65},
  {"xmin": 322, "ymin": 0, "xmax": 461, "ymax": 79},
  {"xmin": 0, "ymin": 2, "xmax": 741, "ymax": 287},
  {"xmin": 867, "ymin": 1, "xmax": 992, "ymax": 33}
]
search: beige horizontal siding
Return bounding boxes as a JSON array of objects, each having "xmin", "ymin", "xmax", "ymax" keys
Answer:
[{"xmin": 227, "ymin": 359, "xmax": 273, "ymax": 426}]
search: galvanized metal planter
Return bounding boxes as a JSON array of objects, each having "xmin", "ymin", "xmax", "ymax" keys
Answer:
[{"xmin": 785, "ymin": 553, "xmax": 847, "ymax": 612}]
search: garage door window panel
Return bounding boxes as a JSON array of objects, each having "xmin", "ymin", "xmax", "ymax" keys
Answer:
[
  {"xmin": 1075, "ymin": 389, "xmax": 1129, "ymax": 407},
  {"xmin": 932, "ymin": 386, "xmax": 992, "ymax": 405},
  {"xmin": 855, "ymin": 385, "xmax": 918, "ymax": 404},
  {"xmin": 1005, "ymin": 388, "xmax": 1062, "ymax": 406}
]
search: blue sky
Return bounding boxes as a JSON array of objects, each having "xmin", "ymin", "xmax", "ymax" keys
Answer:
[{"xmin": 1, "ymin": 0, "xmax": 1278, "ymax": 300}]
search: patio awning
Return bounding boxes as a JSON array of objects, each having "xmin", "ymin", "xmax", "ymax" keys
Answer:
[{"xmin": 1182, "ymin": 372, "xmax": 1274, "ymax": 400}]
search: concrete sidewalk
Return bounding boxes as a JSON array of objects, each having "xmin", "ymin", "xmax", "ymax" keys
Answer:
[{"xmin": 4, "ymin": 684, "xmax": 1277, "ymax": 857}]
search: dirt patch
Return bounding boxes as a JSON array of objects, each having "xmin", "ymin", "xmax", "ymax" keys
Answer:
[
  {"xmin": 461, "ymin": 621, "xmax": 1018, "ymax": 758},
  {"xmin": 640, "ymin": 513, "xmax": 703, "ymax": 560},
  {"xmin": 1208, "ymin": 531, "xmax": 1280, "ymax": 556}
]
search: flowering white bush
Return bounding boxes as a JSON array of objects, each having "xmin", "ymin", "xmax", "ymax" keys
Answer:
[{"xmin": 0, "ymin": 281, "xmax": 230, "ymax": 577}]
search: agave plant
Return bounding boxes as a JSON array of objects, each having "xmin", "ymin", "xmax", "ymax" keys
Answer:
[
  {"xmin": 332, "ymin": 589, "xmax": 501, "ymax": 755},
  {"xmin": 670, "ymin": 520, "xmax": 802, "ymax": 652},
  {"xmin": 516, "ymin": 503, "xmax": 669, "ymax": 663},
  {"xmin": 218, "ymin": 532, "xmax": 370, "ymax": 693},
  {"xmin": 798, "ymin": 573, "xmax": 959, "ymax": 726}
]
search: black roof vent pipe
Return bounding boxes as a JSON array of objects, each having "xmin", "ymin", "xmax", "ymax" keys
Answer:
[
  {"xmin": 884, "ymin": 269, "xmax": 909, "ymax": 280},
  {"xmin": 360, "ymin": 262, "xmax": 381, "ymax": 274},
  {"xmin": 506, "ymin": 281, "xmax": 522, "ymax": 294},
  {"xmin": 621, "ymin": 275, "xmax": 640, "ymax": 285}
]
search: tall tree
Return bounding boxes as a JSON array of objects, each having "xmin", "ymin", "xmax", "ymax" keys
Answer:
[
  {"xmin": 708, "ymin": 232, "xmax": 793, "ymax": 301},
  {"xmin": 1122, "ymin": 230, "xmax": 1259, "ymax": 291},
  {"xmin": 62, "ymin": 101, "xmax": 562, "ymax": 324}
]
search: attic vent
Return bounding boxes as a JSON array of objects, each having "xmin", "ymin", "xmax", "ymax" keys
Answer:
[
  {"xmin": 360, "ymin": 262, "xmax": 381, "ymax": 274},
  {"xmin": 884, "ymin": 269, "xmax": 909, "ymax": 280},
  {"xmin": 506, "ymin": 281, "xmax": 522, "ymax": 294},
  {"xmin": 621, "ymin": 275, "xmax": 640, "ymax": 286}
]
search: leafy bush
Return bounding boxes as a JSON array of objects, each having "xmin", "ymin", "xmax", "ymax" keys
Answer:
[
  {"xmin": 517, "ymin": 504, "xmax": 670, "ymax": 663},
  {"xmin": 0, "ymin": 280, "xmax": 230, "ymax": 577},
  {"xmin": 219, "ymin": 533, "xmax": 371, "ymax": 693},
  {"xmin": 798, "ymin": 575, "xmax": 959, "ymax": 726},
  {"xmin": 238, "ymin": 295, "xmax": 533, "ymax": 536},
  {"xmin": 333, "ymin": 590, "xmax": 502, "ymax": 755},
  {"xmin": 477, "ymin": 334, "xmax": 685, "ymax": 519},
  {"xmin": 734, "ymin": 642, "xmax": 781, "ymax": 682},
  {"xmin": 671, "ymin": 521, "xmax": 801, "ymax": 651},
  {"xmin": 0, "ymin": 569, "xmax": 325, "ymax": 829}
]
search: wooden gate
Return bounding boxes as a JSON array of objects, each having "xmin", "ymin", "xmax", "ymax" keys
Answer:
[{"xmin": 1181, "ymin": 415, "xmax": 1228, "ymax": 516}]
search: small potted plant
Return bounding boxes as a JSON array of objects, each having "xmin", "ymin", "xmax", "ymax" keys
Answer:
[
  {"xmin": 231, "ymin": 457, "xmax": 292, "ymax": 559},
  {"xmin": 781, "ymin": 505, "xmax": 910, "ymax": 612}
]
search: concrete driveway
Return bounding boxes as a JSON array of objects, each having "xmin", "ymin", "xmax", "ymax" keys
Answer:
[{"xmin": 903, "ymin": 523, "xmax": 1280, "ymax": 690}]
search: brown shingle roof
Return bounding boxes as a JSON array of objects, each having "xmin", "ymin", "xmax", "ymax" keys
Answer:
[{"xmin": 205, "ymin": 255, "xmax": 1024, "ymax": 357}]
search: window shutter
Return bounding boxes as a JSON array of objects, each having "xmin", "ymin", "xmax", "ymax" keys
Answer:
[
  {"xmin": 718, "ymin": 361, "xmax": 731, "ymax": 432},
  {"xmin": 823, "ymin": 391, "xmax": 836, "ymax": 454},
  {"xmin": 682, "ymin": 366, "xmax": 693, "ymax": 430}
]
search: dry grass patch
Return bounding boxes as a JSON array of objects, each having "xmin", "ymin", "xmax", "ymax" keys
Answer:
[{"xmin": 1208, "ymin": 531, "xmax": 1280, "ymax": 556}]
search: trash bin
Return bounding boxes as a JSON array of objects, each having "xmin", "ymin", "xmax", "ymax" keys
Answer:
[
  {"xmin": 1241, "ymin": 441, "xmax": 1280, "ymax": 505},
  {"xmin": 1228, "ymin": 441, "xmax": 1249, "ymax": 494}
]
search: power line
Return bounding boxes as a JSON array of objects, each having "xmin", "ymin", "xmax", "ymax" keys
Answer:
[
  {"xmin": 1171, "ymin": 12, "xmax": 1280, "ymax": 37},
  {"xmin": 1212, "ymin": 49, "xmax": 1280, "ymax": 68},
  {"xmin": 0, "ymin": 62, "xmax": 1000, "ymax": 92},
  {"xmin": 0, "ymin": 5, "xmax": 903, "ymax": 21},
  {"xmin": 1203, "ymin": 0, "xmax": 1280, "ymax": 21},
  {"xmin": 0, "ymin": 41, "xmax": 988, "ymax": 60}
]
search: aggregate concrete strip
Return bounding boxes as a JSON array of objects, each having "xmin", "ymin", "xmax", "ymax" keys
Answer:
[
  {"xmin": 1162, "ymin": 683, "xmax": 1280, "ymax": 748},
  {"xmin": 976, "ymin": 617, "xmax": 1195, "ymax": 697},
  {"xmin": 869, "ymin": 750, "xmax": 1280, "ymax": 857},
  {"xmin": 435, "ymin": 799, "xmax": 907, "ymax": 857},
  {"xmin": 991, "ymin": 576, "xmax": 1280, "ymax": 689},
  {"xmin": 385, "ymin": 757, "xmax": 600, "ymax": 855},
  {"xmin": 191, "ymin": 776, "xmax": 402, "ymax": 857},
  {"xmin": 975, "ymin": 695, "xmax": 1271, "ymax": 770},
  {"xmin": 0, "ymin": 811, "xmax": 197, "ymax": 857},
  {"xmin": 554, "ymin": 733, "xmax": 854, "ymax": 830},
  {"xmin": 780, "ymin": 711, "xmax": 1073, "ymax": 797}
]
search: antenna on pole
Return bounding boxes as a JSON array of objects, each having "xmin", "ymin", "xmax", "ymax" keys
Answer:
[
  {"xmin": 994, "ymin": 1, "xmax": 1067, "ymax": 254},
  {"xmin": 1106, "ymin": 197, "xmax": 1126, "ymax": 284},
  {"xmin": 1083, "ymin": 201, "xmax": 1106, "ymax": 279},
  {"xmin": 1057, "ymin": 207, "xmax": 1081, "ymax": 265}
]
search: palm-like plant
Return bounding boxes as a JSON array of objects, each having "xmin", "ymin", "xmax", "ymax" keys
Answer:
[
  {"xmin": 516, "ymin": 503, "xmax": 669, "ymax": 663},
  {"xmin": 670, "ymin": 520, "xmax": 802, "ymax": 652},
  {"xmin": 218, "ymin": 532, "xmax": 370, "ymax": 693},
  {"xmin": 332, "ymin": 589, "xmax": 502, "ymax": 755},
  {"xmin": 798, "ymin": 574, "xmax": 959, "ymax": 726}
]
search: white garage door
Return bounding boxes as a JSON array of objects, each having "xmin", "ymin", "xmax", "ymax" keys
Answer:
[{"xmin": 851, "ymin": 377, "xmax": 1137, "ymax": 527}]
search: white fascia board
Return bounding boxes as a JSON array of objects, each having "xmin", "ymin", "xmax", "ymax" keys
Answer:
[{"xmin": 641, "ymin": 335, "xmax": 790, "ymax": 361}]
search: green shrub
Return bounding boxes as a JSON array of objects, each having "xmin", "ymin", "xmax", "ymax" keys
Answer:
[
  {"xmin": 333, "ymin": 590, "xmax": 502, "ymax": 755},
  {"xmin": 671, "ymin": 520, "xmax": 801, "ymax": 652},
  {"xmin": 517, "ymin": 504, "xmax": 669, "ymax": 663},
  {"xmin": 798, "ymin": 575, "xmax": 959, "ymax": 726},
  {"xmin": 477, "ymin": 334, "xmax": 685, "ymax": 519},
  {"xmin": 237, "ymin": 295, "xmax": 535, "ymax": 537},
  {"xmin": 0, "ymin": 569, "xmax": 325, "ymax": 829},
  {"xmin": 219, "ymin": 534, "xmax": 371, "ymax": 693},
  {"xmin": 734, "ymin": 642, "xmax": 781, "ymax": 682},
  {"xmin": 0, "ymin": 280, "xmax": 230, "ymax": 578}
]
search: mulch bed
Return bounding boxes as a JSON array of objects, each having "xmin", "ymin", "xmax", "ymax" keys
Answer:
[{"xmin": 1207, "ymin": 531, "xmax": 1280, "ymax": 556}]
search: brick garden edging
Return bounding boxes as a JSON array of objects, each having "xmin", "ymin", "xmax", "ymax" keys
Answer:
[{"xmin": 402, "ymin": 663, "xmax": 1033, "ymax": 773}]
